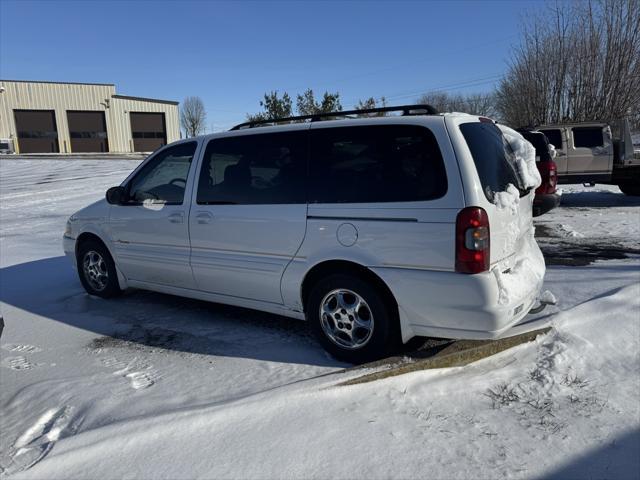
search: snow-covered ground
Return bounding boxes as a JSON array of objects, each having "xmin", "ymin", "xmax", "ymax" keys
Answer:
[
  {"xmin": 539, "ymin": 184, "xmax": 640, "ymax": 247},
  {"xmin": 1, "ymin": 159, "xmax": 639, "ymax": 479}
]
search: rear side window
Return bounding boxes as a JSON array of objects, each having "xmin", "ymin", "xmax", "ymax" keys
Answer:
[
  {"xmin": 197, "ymin": 131, "xmax": 307, "ymax": 205},
  {"xmin": 573, "ymin": 127, "xmax": 603, "ymax": 148},
  {"xmin": 541, "ymin": 129, "xmax": 563, "ymax": 149},
  {"xmin": 309, "ymin": 125, "xmax": 447, "ymax": 203},
  {"xmin": 459, "ymin": 122, "xmax": 524, "ymax": 202}
]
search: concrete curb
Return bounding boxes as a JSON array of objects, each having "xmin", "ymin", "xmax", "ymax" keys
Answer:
[{"xmin": 340, "ymin": 327, "xmax": 552, "ymax": 386}]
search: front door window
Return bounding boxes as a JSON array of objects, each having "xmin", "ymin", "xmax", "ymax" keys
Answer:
[{"xmin": 127, "ymin": 142, "xmax": 197, "ymax": 205}]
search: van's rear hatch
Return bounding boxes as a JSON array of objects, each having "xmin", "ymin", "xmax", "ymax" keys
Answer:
[{"xmin": 458, "ymin": 121, "xmax": 541, "ymax": 266}]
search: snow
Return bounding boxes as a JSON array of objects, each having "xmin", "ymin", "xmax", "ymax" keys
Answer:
[
  {"xmin": 490, "ymin": 127, "xmax": 545, "ymax": 307},
  {"xmin": 593, "ymin": 142, "xmax": 611, "ymax": 155},
  {"xmin": 492, "ymin": 183, "xmax": 520, "ymax": 214},
  {"xmin": 1, "ymin": 159, "xmax": 639, "ymax": 479},
  {"xmin": 11, "ymin": 270, "xmax": 640, "ymax": 480},
  {"xmin": 540, "ymin": 184, "xmax": 640, "ymax": 251},
  {"xmin": 492, "ymin": 236, "xmax": 545, "ymax": 306},
  {"xmin": 498, "ymin": 124, "xmax": 541, "ymax": 190},
  {"xmin": 539, "ymin": 289, "xmax": 557, "ymax": 305}
]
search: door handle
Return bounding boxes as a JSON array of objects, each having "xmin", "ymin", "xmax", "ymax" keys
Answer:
[
  {"xmin": 195, "ymin": 211, "xmax": 214, "ymax": 224},
  {"xmin": 168, "ymin": 212, "xmax": 184, "ymax": 224}
]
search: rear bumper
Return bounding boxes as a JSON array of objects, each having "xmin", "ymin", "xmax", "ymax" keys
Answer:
[
  {"xmin": 371, "ymin": 243, "xmax": 546, "ymax": 342},
  {"xmin": 533, "ymin": 193, "xmax": 560, "ymax": 217}
]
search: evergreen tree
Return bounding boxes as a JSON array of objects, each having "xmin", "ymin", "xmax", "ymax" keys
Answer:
[
  {"xmin": 246, "ymin": 91, "xmax": 293, "ymax": 122},
  {"xmin": 296, "ymin": 89, "xmax": 342, "ymax": 116},
  {"xmin": 354, "ymin": 96, "xmax": 387, "ymax": 116}
]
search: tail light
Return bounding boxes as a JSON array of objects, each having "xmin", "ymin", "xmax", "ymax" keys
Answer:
[
  {"xmin": 456, "ymin": 207, "xmax": 490, "ymax": 274},
  {"xmin": 535, "ymin": 161, "xmax": 558, "ymax": 194},
  {"xmin": 547, "ymin": 161, "xmax": 557, "ymax": 191}
]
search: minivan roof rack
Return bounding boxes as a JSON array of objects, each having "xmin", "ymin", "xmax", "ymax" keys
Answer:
[{"xmin": 230, "ymin": 104, "xmax": 439, "ymax": 130}]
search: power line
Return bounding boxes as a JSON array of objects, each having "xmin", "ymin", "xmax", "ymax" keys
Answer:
[
  {"xmin": 281, "ymin": 33, "xmax": 518, "ymax": 94},
  {"xmin": 340, "ymin": 73, "xmax": 504, "ymax": 106}
]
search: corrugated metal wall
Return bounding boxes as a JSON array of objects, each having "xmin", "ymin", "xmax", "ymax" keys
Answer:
[
  {"xmin": 110, "ymin": 97, "xmax": 180, "ymax": 152},
  {"xmin": 0, "ymin": 80, "xmax": 179, "ymax": 153}
]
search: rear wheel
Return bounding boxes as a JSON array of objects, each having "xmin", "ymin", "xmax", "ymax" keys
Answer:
[
  {"xmin": 76, "ymin": 239, "xmax": 121, "ymax": 298},
  {"xmin": 307, "ymin": 273, "xmax": 397, "ymax": 364}
]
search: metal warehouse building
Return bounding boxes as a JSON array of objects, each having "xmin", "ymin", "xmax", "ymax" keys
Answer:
[{"xmin": 0, "ymin": 80, "xmax": 180, "ymax": 153}]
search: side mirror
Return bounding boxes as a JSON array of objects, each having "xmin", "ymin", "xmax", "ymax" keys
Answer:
[{"xmin": 106, "ymin": 186, "xmax": 126, "ymax": 205}]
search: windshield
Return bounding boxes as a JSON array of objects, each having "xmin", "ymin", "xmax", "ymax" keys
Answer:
[{"xmin": 460, "ymin": 122, "xmax": 526, "ymax": 201}]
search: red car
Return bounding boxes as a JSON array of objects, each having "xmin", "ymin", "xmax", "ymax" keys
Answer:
[{"xmin": 517, "ymin": 129, "xmax": 560, "ymax": 216}]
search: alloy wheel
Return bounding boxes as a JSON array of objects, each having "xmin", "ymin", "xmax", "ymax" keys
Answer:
[
  {"xmin": 319, "ymin": 288, "xmax": 374, "ymax": 349},
  {"xmin": 82, "ymin": 250, "xmax": 109, "ymax": 291}
]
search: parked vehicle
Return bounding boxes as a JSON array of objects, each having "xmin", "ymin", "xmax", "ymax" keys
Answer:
[
  {"xmin": 516, "ymin": 129, "xmax": 560, "ymax": 216},
  {"xmin": 538, "ymin": 119, "xmax": 639, "ymax": 195},
  {"xmin": 63, "ymin": 105, "xmax": 547, "ymax": 363},
  {"xmin": 0, "ymin": 138, "xmax": 15, "ymax": 154}
]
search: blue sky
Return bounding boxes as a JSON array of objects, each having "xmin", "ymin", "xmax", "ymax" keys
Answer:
[{"xmin": 0, "ymin": 0, "xmax": 539, "ymax": 131}]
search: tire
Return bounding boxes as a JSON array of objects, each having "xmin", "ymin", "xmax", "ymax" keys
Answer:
[
  {"xmin": 618, "ymin": 181, "xmax": 640, "ymax": 196},
  {"xmin": 76, "ymin": 239, "xmax": 122, "ymax": 298},
  {"xmin": 307, "ymin": 273, "xmax": 398, "ymax": 364}
]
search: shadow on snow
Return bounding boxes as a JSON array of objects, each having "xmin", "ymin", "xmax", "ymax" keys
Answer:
[
  {"xmin": 0, "ymin": 256, "xmax": 342, "ymax": 368},
  {"xmin": 541, "ymin": 428, "xmax": 640, "ymax": 480},
  {"xmin": 559, "ymin": 189, "xmax": 640, "ymax": 208}
]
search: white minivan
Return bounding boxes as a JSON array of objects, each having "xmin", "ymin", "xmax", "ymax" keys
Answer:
[{"xmin": 63, "ymin": 105, "xmax": 546, "ymax": 363}]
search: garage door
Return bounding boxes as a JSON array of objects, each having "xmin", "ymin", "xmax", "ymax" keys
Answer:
[
  {"xmin": 130, "ymin": 112, "xmax": 166, "ymax": 152},
  {"xmin": 67, "ymin": 111, "xmax": 109, "ymax": 153},
  {"xmin": 14, "ymin": 110, "xmax": 59, "ymax": 153}
]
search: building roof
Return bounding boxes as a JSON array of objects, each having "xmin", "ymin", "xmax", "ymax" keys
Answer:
[
  {"xmin": 112, "ymin": 94, "xmax": 179, "ymax": 106},
  {"xmin": 0, "ymin": 79, "xmax": 115, "ymax": 87},
  {"xmin": 0, "ymin": 80, "xmax": 178, "ymax": 105}
]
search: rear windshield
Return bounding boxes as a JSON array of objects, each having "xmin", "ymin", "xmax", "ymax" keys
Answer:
[
  {"xmin": 519, "ymin": 132, "xmax": 549, "ymax": 161},
  {"xmin": 460, "ymin": 122, "xmax": 525, "ymax": 202},
  {"xmin": 0, "ymin": 142, "xmax": 9, "ymax": 150}
]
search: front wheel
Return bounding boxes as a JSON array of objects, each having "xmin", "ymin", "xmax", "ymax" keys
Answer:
[
  {"xmin": 76, "ymin": 239, "xmax": 122, "ymax": 298},
  {"xmin": 307, "ymin": 274, "xmax": 397, "ymax": 364}
]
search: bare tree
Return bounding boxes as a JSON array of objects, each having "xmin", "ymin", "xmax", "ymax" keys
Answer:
[
  {"xmin": 181, "ymin": 96, "xmax": 207, "ymax": 137},
  {"xmin": 497, "ymin": 0, "xmax": 640, "ymax": 127},
  {"xmin": 417, "ymin": 91, "xmax": 498, "ymax": 117}
]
